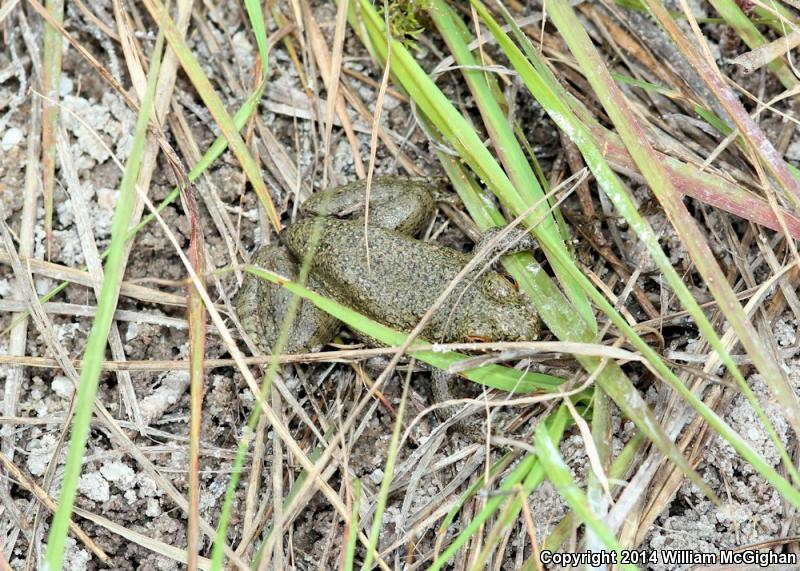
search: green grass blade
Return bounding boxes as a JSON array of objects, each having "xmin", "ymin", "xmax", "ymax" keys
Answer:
[
  {"xmin": 429, "ymin": 405, "xmax": 571, "ymax": 570},
  {"xmin": 474, "ymin": 0, "xmax": 800, "ymax": 487},
  {"xmin": 43, "ymin": 26, "xmax": 166, "ymax": 571},
  {"xmin": 535, "ymin": 422, "xmax": 638, "ymax": 571},
  {"xmin": 343, "ymin": 480, "xmax": 361, "ymax": 571},
  {"xmin": 427, "ymin": 0, "xmax": 595, "ymax": 327}
]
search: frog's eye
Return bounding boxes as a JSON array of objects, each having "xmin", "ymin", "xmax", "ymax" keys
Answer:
[
  {"xmin": 498, "ymin": 272, "xmax": 518, "ymax": 290},
  {"xmin": 482, "ymin": 273, "xmax": 518, "ymax": 300}
]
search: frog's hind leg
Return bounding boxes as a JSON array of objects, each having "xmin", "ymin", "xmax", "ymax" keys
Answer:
[
  {"xmin": 300, "ymin": 176, "xmax": 440, "ymax": 235},
  {"xmin": 236, "ymin": 245, "xmax": 341, "ymax": 353}
]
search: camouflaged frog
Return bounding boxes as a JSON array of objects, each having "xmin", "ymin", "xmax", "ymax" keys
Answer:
[{"xmin": 235, "ymin": 176, "xmax": 540, "ymax": 353}]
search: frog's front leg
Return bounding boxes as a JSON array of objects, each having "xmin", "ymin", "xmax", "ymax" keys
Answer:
[
  {"xmin": 300, "ymin": 176, "xmax": 440, "ymax": 235},
  {"xmin": 236, "ymin": 245, "xmax": 341, "ymax": 353},
  {"xmin": 473, "ymin": 226, "xmax": 539, "ymax": 261}
]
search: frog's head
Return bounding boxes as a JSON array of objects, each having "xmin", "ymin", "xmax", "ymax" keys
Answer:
[{"xmin": 458, "ymin": 273, "xmax": 541, "ymax": 342}]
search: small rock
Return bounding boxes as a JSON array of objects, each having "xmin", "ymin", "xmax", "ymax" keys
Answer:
[
  {"xmin": 26, "ymin": 434, "xmax": 58, "ymax": 477},
  {"xmin": 52, "ymin": 376, "xmax": 74, "ymax": 399},
  {"xmin": 146, "ymin": 497, "xmax": 161, "ymax": 517},
  {"xmin": 100, "ymin": 461, "xmax": 136, "ymax": 489},
  {"xmin": 1, "ymin": 128, "xmax": 23, "ymax": 151},
  {"xmin": 137, "ymin": 474, "xmax": 160, "ymax": 498},
  {"xmin": 78, "ymin": 472, "xmax": 110, "ymax": 502},
  {"xmin": 60, "ymin": 76, "xmax": 74, "ymax": 97},
  {"xmin": 124, "ymin": 489, "xmax": 138, "ymax": 504},
  {"xmin": 64, "ymin": 537, "xmax": 91, "ymax": 571}
]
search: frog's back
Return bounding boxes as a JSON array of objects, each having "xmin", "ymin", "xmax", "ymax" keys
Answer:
[{"xmin": 284, "ymin": 218, "xmax": 472, "ymax": 339}]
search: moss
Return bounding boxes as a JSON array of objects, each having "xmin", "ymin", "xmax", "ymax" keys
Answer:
[{"xmin": 379, "ymin": 0, "xmax": 427, "ymax": 50}]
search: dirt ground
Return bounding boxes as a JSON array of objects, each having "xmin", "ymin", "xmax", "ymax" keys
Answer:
[{"xmin": 1, "ymin": 0, "xmax": 799, "ymax": 569}]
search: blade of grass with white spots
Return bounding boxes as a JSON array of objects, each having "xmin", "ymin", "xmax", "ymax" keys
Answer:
[
  {"xmin": 475, "ymin": 0, "xmax": 800, "ymax": 496},
  {"xmin": 546, "ymin": 0, "xmax": 800, "ymax": 474},
  {"xmin": 43, "ymin": 26, "xmax": 166, "ymax": 571}
]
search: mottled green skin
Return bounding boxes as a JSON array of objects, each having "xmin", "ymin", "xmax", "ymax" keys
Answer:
[{"xmin": 235, "ymin": 177, "xmax": 540, "ymax": 353}]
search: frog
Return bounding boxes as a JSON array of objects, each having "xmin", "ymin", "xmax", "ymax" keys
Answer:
[
  {"xmin": 236, "ymin": 176, "xmax": 540, "ymax": 349},
  {"xmin": 235, "ymin": 176, "xmax": 541, "ymax": 433}
]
